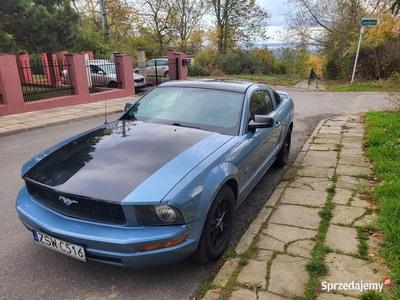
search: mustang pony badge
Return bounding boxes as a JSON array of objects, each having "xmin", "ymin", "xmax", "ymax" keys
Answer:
[{"xmin": 59, "ymin": 196, "xmax": 78, "ymax": 206}]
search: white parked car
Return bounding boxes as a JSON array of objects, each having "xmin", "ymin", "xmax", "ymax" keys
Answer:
[{"xmin": 62, "ymin": 59, "xmax": 147, "ymax": 89}]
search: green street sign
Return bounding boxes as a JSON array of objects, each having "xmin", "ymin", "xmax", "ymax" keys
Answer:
[{"xmin": 361, "ymin": 18, "xmax": 378, "ymax": 26}]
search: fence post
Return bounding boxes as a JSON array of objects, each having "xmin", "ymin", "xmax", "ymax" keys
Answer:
[
  {"xmin": 114, "ymin": 54, "xmax": 135, "ymax": 95},
  {"xmin": 0, "ymin": 54, "xmax": 25, "ymax": 115},
  {"xmin": 65, "ymin": 54, "xmax": 90, "ymax": 98},
  {"xmin": 167, "ymin": 50, "xmax": 187, "ymax": 80},
  {"xmin": 16, "ymin": 53, "xmax": 34, "ymax": 84}
]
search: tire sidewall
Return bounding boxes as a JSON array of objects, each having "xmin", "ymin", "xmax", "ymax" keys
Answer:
[{"xmin": 202, "ymin": 185, "xmax": 235, "ymax": 261}]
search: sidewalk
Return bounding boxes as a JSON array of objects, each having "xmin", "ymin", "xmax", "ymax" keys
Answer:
[
  {"xmin": 0, "ymin": 95, "xmax": 140, "ymax": 137},
  {"xmin": 293, "ymin": 79, "xmax": 325, "ymax": 91},
  {"xmin": 203, "ymin": 116, "xmax": 389, "ymax": 300}
]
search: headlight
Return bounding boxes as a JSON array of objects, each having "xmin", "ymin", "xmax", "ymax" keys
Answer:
[{"xmin": 135, "ymin": 205, "xmax": 185, "ymax": 226}]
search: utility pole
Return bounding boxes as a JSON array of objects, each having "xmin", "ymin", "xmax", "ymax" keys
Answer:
[{"xmin": 99, "ymin": 0, "xmax": 109, "ymax": 42}]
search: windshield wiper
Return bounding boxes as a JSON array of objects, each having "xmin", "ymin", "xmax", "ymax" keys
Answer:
[{"xmin": 171, "ymin": 122, "xmax": 204, "ymax": 130}]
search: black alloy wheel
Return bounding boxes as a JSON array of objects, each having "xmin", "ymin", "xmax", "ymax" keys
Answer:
[{"xmin": 193, "ymin": 185, "xmax": 235, "ymax": 262}]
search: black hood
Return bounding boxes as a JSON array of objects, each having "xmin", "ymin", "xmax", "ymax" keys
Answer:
[{"xmin": 24, "ymin": 120, "xmax": 212, "ymax": 202}]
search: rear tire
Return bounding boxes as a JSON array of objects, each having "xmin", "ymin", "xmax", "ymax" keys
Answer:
[
  {"xmin": 274, "ymin": 127, "xmax": 292, "ymax": 167},
  {"xmin": 193, "ymin": 185, "xmax": 235, "ymax": 262},
  {"xmin": 164, "ymin": 71, "xmax": 169, "ymax": 78}
]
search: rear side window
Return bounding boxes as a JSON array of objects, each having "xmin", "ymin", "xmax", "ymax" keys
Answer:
[
  {"xmin": 157, "ymin": 60, "xmax": 168, "ymax": 66},
  {"xmin": 273, "ymin": 91, "xmax": 282, "ymax": 107}
]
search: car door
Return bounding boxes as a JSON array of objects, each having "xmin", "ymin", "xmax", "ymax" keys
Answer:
[
  {"xmin": 236, "ymin": 89, "xmax": 279, "ymax": 201},
  {"xmin": 145, "ymin": 60, "xmax": 156, "ymax": 77},
  {"xmin": 156, "ymin": 59, "xmax": 168, "ymax": 77}
]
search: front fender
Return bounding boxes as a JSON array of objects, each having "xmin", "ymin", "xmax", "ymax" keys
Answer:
[
  {"xmin": 161, "ymin": 161, "xmax": 239, "ymax": 224},
  {"xmin": 195, "ymin": 162, "xmax": 239, "ymax": 221}
]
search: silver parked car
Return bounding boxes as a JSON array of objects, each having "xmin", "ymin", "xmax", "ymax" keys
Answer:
[
  {"xmin": 62, "ymin": 59, "xmax": 147, "ymax": 89},
  {"xmin": 135, "ymin": 58, "xmax": 169, "ymax": 78}
]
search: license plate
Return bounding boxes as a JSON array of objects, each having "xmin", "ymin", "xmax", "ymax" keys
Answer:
[{"xmin": 33, "ymin": 230, "xmax": 86, "ymax": 262}]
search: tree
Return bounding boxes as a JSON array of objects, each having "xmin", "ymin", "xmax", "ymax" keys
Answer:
[
  {"xmin": 0, "ymin": 0, "xmax": 79, "ymax": 53},
  {"xmin": 391, "ymin": 0, "xmax": 400, "ymax": 14},
  {"xmin": 171, "ymin": 0, "xmax": 206, "ymax": 53},
  {"xmin": 73, "ymin": 0, "xmax": 139, "ymax": 56},
  {"xmin": 139, "ymin": 0, "xmax": 176, "ymax": 56},
  {"xmin": 206, "ymin": 0, "xmax": 271, "ymax": 54}
]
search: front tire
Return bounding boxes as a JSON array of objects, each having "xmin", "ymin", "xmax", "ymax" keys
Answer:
[
  {"xmin": 274, "ymin": 127, "xmax": 292, "ymax": 167},
  {"xmin": 193, "ymin": 185, "xmax": 235, "ymax": 262}
]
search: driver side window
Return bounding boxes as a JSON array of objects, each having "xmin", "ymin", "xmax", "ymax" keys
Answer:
[{"xmin": 249, "ymin": 90, "xmax": 273, "ymax": 120}]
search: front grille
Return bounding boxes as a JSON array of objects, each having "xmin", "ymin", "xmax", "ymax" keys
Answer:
[
  {"xmin": 26, "ymin": 181, "xmax": 126, "ymax": 225},
  {"xmin": 134, "ymin": 78, "xmax": 144, "ymax": 83}
]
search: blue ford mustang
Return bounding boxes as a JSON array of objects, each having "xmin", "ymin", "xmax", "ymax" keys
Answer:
[{"xmin": 16, "ymin": 79, "xmax": 294, "ymax": 268}]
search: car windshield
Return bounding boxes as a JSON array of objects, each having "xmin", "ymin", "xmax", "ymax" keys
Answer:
[{"xmin": 120, "ymin": 86, "xmax": 244, "ymax": 135}]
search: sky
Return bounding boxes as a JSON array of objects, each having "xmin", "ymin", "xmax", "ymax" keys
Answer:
[{"xmin": 257, "ymin": 0, "xmax": 290, "ymax": 43}]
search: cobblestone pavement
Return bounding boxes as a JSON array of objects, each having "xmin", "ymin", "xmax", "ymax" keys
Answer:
[{"xmin": 203, "ymin": 116, "xmax": 390, "ymax": 300}]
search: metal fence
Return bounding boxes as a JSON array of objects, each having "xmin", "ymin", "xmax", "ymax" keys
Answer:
[
  {"xmin": 86, "ymin": 59, "xmax": 122, "ymax": 93},
  {"xmin": 17, "ymin": 56, "xmax": 74, "ymax": 102}
]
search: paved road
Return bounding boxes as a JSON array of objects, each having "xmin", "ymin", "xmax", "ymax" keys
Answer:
[{"xmin": 0, "ymin": 88, "xmax": 391, "ymax": 300}]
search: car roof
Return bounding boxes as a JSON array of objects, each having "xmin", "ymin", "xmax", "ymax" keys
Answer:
[{"xmin": 159, "ymin": 79, "xmax": 257, "ymax": 93}]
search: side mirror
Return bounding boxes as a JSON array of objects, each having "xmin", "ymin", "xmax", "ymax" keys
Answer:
[
  {"xmin": 248, "ymin": 115, "xmax": 274, "ymax": 131},
  {"xmin": 124, "ymin": 102, "xmax": 134, "ymax": 112}
]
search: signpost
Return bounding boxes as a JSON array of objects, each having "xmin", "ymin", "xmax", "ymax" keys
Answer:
[{"xmin": 351, "ymin": 18, "xmax": 378, "ymax": 83}]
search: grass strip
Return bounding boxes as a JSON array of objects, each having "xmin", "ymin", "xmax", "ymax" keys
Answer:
[{"xmin": 364, "ymin": 111, "xmax": 400, "ymax": 298}]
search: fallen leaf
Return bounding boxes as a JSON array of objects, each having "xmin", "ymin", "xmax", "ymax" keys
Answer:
[
  {"xmin": 212, "ymin": 288, "xmax": 222, "ymax": 293},
  {"xmin": 368, "ymin": 249, "xmax": 378, "ymax": 261},
  {"xmin": 372, "ymin": 268, "xmax": 378, "ymax": 273},
  {"xmin": 372, "ymin": 232, "xmax": 383, "ymax": 238}
]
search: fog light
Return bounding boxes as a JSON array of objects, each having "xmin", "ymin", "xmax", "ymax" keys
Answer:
[
  {"xmin": 138, "ymin": 236, "xmax": 187, "ymax": 252},
  {"xmin": 156, "ymin": 205, "xmax": 176, "ymax": 222}
]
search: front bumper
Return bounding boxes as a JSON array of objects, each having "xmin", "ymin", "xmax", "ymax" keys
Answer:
[
  {"xmin": 134, "ymin": 81, "xmax": 147, "ymax": 88},
  {"xmin": 16, "ymin": 187, "xmax": 203, "ymax": 268}
]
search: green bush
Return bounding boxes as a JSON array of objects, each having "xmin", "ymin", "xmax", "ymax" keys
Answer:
[
  {"xmin": 272, "ymin": 59, "xmax": 287, "ymax": 75},
  {"xmin": 215, "ymin": 51, "xmax": 270, "ymax": 75},
  {"xmin": 187, "ymin": 64, "xmax": 210, "ymax": 77},
  {"xmin": 194, "ymin": 49, "xmax": 273, "ymax": 75}
]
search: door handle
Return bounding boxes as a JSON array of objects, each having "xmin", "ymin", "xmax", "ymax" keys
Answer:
[{"xmin": 275, "ymin": 122, "xmax": 281, "ymax": 128}]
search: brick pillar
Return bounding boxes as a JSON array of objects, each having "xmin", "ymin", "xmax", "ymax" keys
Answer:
[
  {"xmin": 60, "ymin": 51, "xmax": 68, "ymax": 67},
  {"xmin": 0, "ymin": 54, "xmax": 25, "ymax": 115},
  {"xmin": 81, "ymin": 51, "xmax": 94, "ymax": 60},
  {"xmin": 167, "ymin": 50, "xmax": 187, "ymax": 80},
  {"xmin": 16, "ymin": 53, "xmax": 34, "ymax": 84},
  {"xmin": 40, "ymin": 52, "xmax": 51, "ymax": 84},
  {"xmin": 114, "ymin": 54, "xmax": 135, "ymax": 95},
  {"xmin": 137, "ymin": 51, "xmax": 146, "ymax": 76},
  {"xmin": 65, "ymin": 54, "xmax": 90, "ymax": 97}
]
